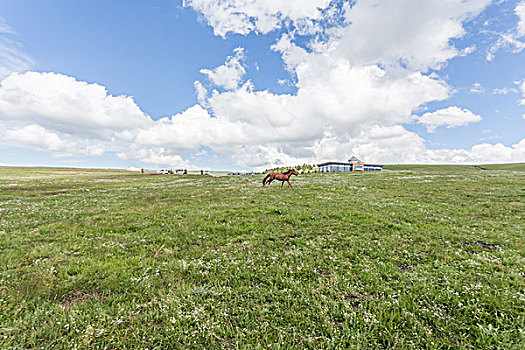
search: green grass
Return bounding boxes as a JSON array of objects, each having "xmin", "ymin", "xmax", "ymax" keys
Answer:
[
  {"xmin": 1, "ymin": 167, "xmax": 524, "ymax": 349},
  {"xmin": 383, "ymin": 163, "xmax": 525, "ymax": 171},
  {"xmin": 479, "ymin": 163, "xmax": 525, "ymax": 171}
]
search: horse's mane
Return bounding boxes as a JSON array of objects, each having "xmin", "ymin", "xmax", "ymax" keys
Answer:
[{"xmin": 284, "ymin": 169, "xmax": 294, "ymax": 175}]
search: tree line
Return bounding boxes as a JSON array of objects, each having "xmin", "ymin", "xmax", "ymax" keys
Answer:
[{"xmin": 264, "ymin": 163, "xmax": 318, "ymax": 174}]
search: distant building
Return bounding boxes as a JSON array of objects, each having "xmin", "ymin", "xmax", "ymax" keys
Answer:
[{"xmin": 317, "ymin": 156, "xmax": 383, "ymax": 172}]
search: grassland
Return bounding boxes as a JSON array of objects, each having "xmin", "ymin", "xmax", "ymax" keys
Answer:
[
  {"xmin": 0, "ymin": 167, "xmax": 524, "ymax": 349},
  {"xmin": 382, "ymin": 163, "xmax": 525, "ymax": 171}
]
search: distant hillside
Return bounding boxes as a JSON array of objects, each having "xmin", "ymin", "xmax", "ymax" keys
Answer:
[
  {"xmin": 383, "ymin": 163, "xmax": 525, "ymax": 171},
  {"xmin": 478, "ymin": 163, "xmax": 525, "ymax": 170}
]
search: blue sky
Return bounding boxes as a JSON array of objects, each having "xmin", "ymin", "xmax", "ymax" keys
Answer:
[{"xmin": 0, "ymin": 0, "xmax": 524, "ymax": 170}]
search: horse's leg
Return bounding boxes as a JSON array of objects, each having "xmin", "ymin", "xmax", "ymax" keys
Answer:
[
  {"xmin": 287, "ymin": 180, "xmax": 294, "ymax": 189},
  {"xmin": 281, "ymin": 180, "xmax": 284, "ymax": 187}
]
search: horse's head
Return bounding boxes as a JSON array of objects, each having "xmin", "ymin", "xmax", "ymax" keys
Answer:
[{"xmin": 290, "ymin": 169, "xmax": 299, "ymax": 176}]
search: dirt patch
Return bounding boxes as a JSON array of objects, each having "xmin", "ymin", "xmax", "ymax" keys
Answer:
[
  {"xmin": 46, "ymin": 191, "xmax": 68, "ymax": 196},
  {"xmin": 61, "ymin": 290, "xmax": 105, "ymax": 309},
  {"xmin": 52, "ymin": 170, "xmax": 125, "ymax": 175},
  {"xmin": 265, "ymin": 235, "xmax": 301, "ymax": 243},
  {"xmin": 462, "ymin": 241, "xmax": 500, "ymax": 250},
  {"xmin": 315, "ymin": 268, "xmax": 330, "ymax": 276},
  {"xmin": 398, "ymin": 263, "xmax": 417, "ymax": 271},
  {"xmin": 344, "ymin": 294, "xmax": 363, "ymax": 308}
]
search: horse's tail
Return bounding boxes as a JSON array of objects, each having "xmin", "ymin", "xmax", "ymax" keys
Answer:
[{"xmin": 262, "ymin": 174, "xmax": 270, "ymax": 186}]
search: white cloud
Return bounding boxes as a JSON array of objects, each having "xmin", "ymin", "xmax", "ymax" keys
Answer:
[
  {"xmin": 471, "ymin": 82, "xmax": 484, "ymax": 94},
  {"xmin": 209, "ymin": 60, "xmax": 449, "ymax": 135},
  {"xmin": 185, "ymin": 0, "xmax": 332, "ymax": 37},
  {"xmin": 133, "ymin": 104, "xmax": 247, "ymax": 153},
  {"xmin": 455, "ymin": 138, "xmax": 525, "ymax": 163},
  {"xmin": 339, "ymin": 126, "xmax": 525, "ymax": 165},
  {"xmin": 332, "ymin": 0, "xmax": 489, "ymax": 71},
  {"xmin": 516, "ymin": 1, "xmax": 525, "ymax": 37},
  {"xmin": 270, "ymin": 34, "xmax": 309, "ymax": 72},
  {"xmin": 0, "ymin": 72, "xmax": 153, "ymax": 139},
  {"xmin": 518, "ymin": 79, "xmax": 525, "ymax": 105},
  {"xmin": 1, "ymin": 67, "xmax": 522, "ymax": 168},
  {"xmin": 0, "ymin": 72, "xmax": 154, "ymax": 162},
  {"xmin": 417, "ymin": 106, "xmax": 482, "ymax": 133},
  {"xmin": 492, "ymin": 87, "xmax": 517, "ymax": 95},
  {"xmin": 486, "ymin": 1, "xmax": 525, "ymax": 60},
  {"xmin": 459, "ymin": 45, "xmax": 477, "ymax": 56},
  {"xmin": 3, "ymin": 1, "xmax": 524, "ymax": 168},
  {"xmin": 200, "ymin": 47, "xmax": 246, "ymax": 89},
  {"xmin": 193, "ymin": 80, "xmax": 209, "ymax": 106},
  {"xmin": 117, "ymin": 147, "xmax": 192, "ymax": 169},
  {"xmin": 83, "ymin": 143, "xmax": 106, "ymax": 157},
  {"xmin": 0, "ymin": 71, "xmax": 197, "ymax": 168},
  {"xmin": 487, "ymin": 33, "xmax": 525, "ymax": 61},
  {"xmin": 3, "ymin": 124, "xmax": 76, "ymax": 156}
]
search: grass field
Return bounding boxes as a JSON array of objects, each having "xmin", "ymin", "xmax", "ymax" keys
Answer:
[
  {"xmin": 0, "ymin": 167, "xmax": 524, "ymax": 349},
  {"xmin": 383, "ymin": 163, "xmax": 525, "ymax": 171}
]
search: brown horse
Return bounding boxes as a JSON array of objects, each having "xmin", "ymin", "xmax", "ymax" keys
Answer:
[{"xmin": 262, "ymin": 169, "xmax": 298, "ymax": 189}]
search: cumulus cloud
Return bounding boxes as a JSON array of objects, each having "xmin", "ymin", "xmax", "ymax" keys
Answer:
[
  {"xmin": 427, "ymin": 138, "xmax": 525, "ymax": 164},
  {"xmin": 200, "ymin": 47, "xmax": 247, "ymax": 90},
  {"xmin": 183, "ymin": 0, "xmax": 523, "ymax": 167},
  {"xmin": 207, "ymin": 60, "xmax": 450, "ymax": 137},
  {"xmin": 133, "ymin": 104, "xmax": 246, "ymax": 153},
  {"xmin": 0, "ymin": 72, "xmax": 207, "ymax": 168},
  {"xmin": 3, "ymin": 124, "xmax": 76, "ymax": 156},
  {"xmin": 330, "ymin": 0, "xmax": 490, "ymax": 71},
  {"xmin": 2, "ymin": 0, "xmax": 524, "ymax": 168},
  {"xmin": 0, "ymin": 72, "xmax": 155, "ymax": 162},
  {"xmin": 330, "ymin": 126, "xmax": 525, "ymax": 165},
  {"xmin": 417, "ymin": 106, "xmax": 482, "ymax": 133},
  {"xmin": 0, "ymin": 68, "xmax": 522, "ymax": 168},
  {"xmin": 117, "ymin": 147, "xmax": 192, "ymax": 169},
  {"xmin": 184, "ymin": 0, "xmax": 332, "ymax": 37},
  {"xmin": 0, "ymin": 72, "xmax": 153, "ymax": 139}
]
